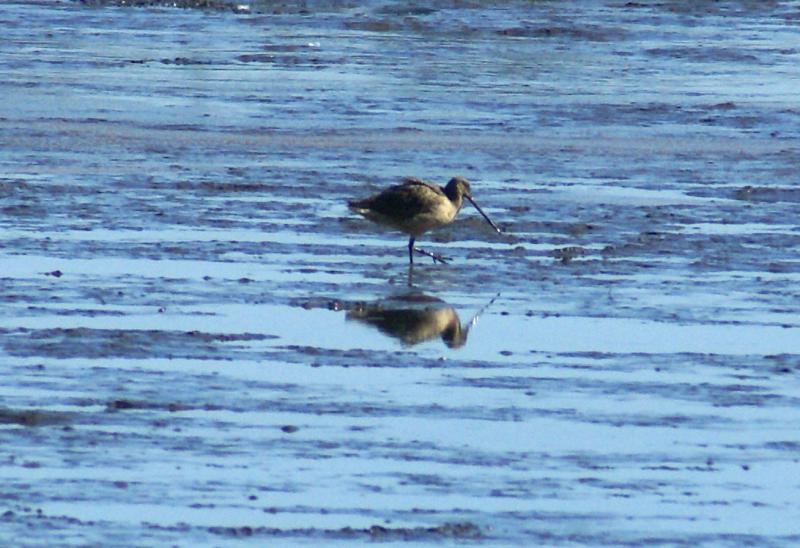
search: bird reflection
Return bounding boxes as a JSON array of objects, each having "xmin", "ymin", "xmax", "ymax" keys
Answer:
[{"xmin": 346, "ymin": 292, "xmax": 492, "ymax": 349}]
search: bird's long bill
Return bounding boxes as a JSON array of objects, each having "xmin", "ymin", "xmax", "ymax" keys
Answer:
[{"xmin": 466, "ymin": 196, "xmax": 502, "ymax": 233}]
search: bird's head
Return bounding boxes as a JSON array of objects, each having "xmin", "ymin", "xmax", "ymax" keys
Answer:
[
  {"xmin": 445, "ymin": 176, "xmax": 502, "ymax": 234},
  {"xmin": 446, "ymin": 176, "xmax": 472, "ymax": 199}
]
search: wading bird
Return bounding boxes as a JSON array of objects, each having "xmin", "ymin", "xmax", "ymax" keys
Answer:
[{"xmin": 348, "ymin": 176, "xmax": 501, "ymax": 264}]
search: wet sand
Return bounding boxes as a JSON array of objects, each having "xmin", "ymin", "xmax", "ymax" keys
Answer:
[{"xmin": 2, "ymin": 0, "xmax": 800, "ymax": 545}]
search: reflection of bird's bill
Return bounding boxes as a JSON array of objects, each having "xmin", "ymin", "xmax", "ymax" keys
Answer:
[
  {"xmin": 466, "ymin": 196, "xmax": 502, "ymax": 233},
  {"xmin": 462, "ymin": 292, "xmax": 499, "ymax": 338}
]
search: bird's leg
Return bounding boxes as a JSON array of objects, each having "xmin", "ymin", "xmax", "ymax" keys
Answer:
[
  {"xmin": 413, "ymin": 245, "xmax": 449, "ymax": 264},
  {"xmin": 409, "ymin": 236, "xmax": 448, "ymax": 265}
]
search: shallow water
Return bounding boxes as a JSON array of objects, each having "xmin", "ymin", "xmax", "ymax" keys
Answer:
[{"xmin": 2, "ymin": 0, "xmax": 800, "ymax": 545}]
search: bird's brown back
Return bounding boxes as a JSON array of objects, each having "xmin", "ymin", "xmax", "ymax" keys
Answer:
[{"xmin": 350, "ymin": 178, "xmax": 446, "ymax": 222}]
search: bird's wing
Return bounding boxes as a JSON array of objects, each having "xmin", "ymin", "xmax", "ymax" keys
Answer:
[
  {"xmin": 401, "ymin": 176, "xmax": 434, "ymax": 186},
  {"xmin": 399, "ymin": 178, "xmax": 447, "ymax": 207},
  {"xmin": 367, "ymin": 180, "xmax": 445, "ymax": 219}
]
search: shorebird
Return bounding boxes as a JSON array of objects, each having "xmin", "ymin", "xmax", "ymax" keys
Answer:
[{"xmin": 348, "ymin": 176, "xmax": 501, "ymax": 264}]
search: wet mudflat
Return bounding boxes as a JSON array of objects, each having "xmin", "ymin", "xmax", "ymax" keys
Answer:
[{"xmin": 2, "ymin": 0, "xmax": 800, "ymax": 545}]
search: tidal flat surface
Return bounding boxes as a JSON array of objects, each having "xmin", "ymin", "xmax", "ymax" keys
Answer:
[{"xmin": 2, "ymin": 0, "xmax": 800, "ymax": 545}]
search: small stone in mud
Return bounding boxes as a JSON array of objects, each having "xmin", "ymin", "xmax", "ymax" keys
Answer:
[
  {"xmin": 280, "ymin": 425, "xmax": 299, "ymax": 433},
  {"xmin": 209, "ymin": 525, "xmax": 255, "ymax": 537},
  {"xmin": 566, "ymin": 223, "xmax": 594, "ymax": 237},
  {"xmin": 735, "ymin": 186, "xmax": 755, "ymax": 200},
  {"xmin": 160, "ymin": 57, "xmax": 210, "ymax": 66},
  {"xmin": 552, "ymin": 246, "xmax": 586, "ymax": 263},
  {"xmin": 108, "ymin": 399, "xmax": 138, "ymax": 410}
]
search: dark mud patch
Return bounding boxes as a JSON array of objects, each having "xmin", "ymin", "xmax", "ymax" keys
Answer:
[
  {"xmin": 0, "ymin": 408, "xmax": 73, "ymax": 427},
  {"xmin": 159, "ymin": 57, "xmax": 214, "ymax": 66},
  {"xmin": 105, "ymin": 399, "xmax": 220, "ymax": 413},
  {"xmin": 206, "ymin": 521, "xmax": 483, "ymax": 541},
  {"xmin": 456, "ymin": 375, "xmax": 790, "ymax": 411},
  {"xmin": 733, "ymin": 186, "xmax": 800, "ymax": 204},
  {"xmin": 20, "ymin": 306, "xmax": 127, "ymax": 318},
  {"xmin": 272, "ymin": 340, "xmax": 469, "ymax": 367},
  {"xmin": 236, "ymin": 52, "xmax": 333, "ymax": 68},
  {"xmin": 2, "ymin": 328, "xmax": 276, "ymax": 360},
  {"xmin": 646, "ymin": 46, "xmax": 759, "ymax": 63},
  {"xmin": 77, "ymin": 0, "xmax": 250, "ymax": 12},
  {"xmin": 497, "ymin": 24, "xmax": 625, "ymax": 42},
  {"xmin": 552, "ymin": 245, "xmax": 588, "ymax": 264},
  {"xmin": 343, "ymin": 18, "xmax": 432, "ymax": 35}
]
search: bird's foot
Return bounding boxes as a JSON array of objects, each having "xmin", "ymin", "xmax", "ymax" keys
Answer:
[{"xmin": 414, "ymin": 247, "xmax": 449, "ymax": 264}]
